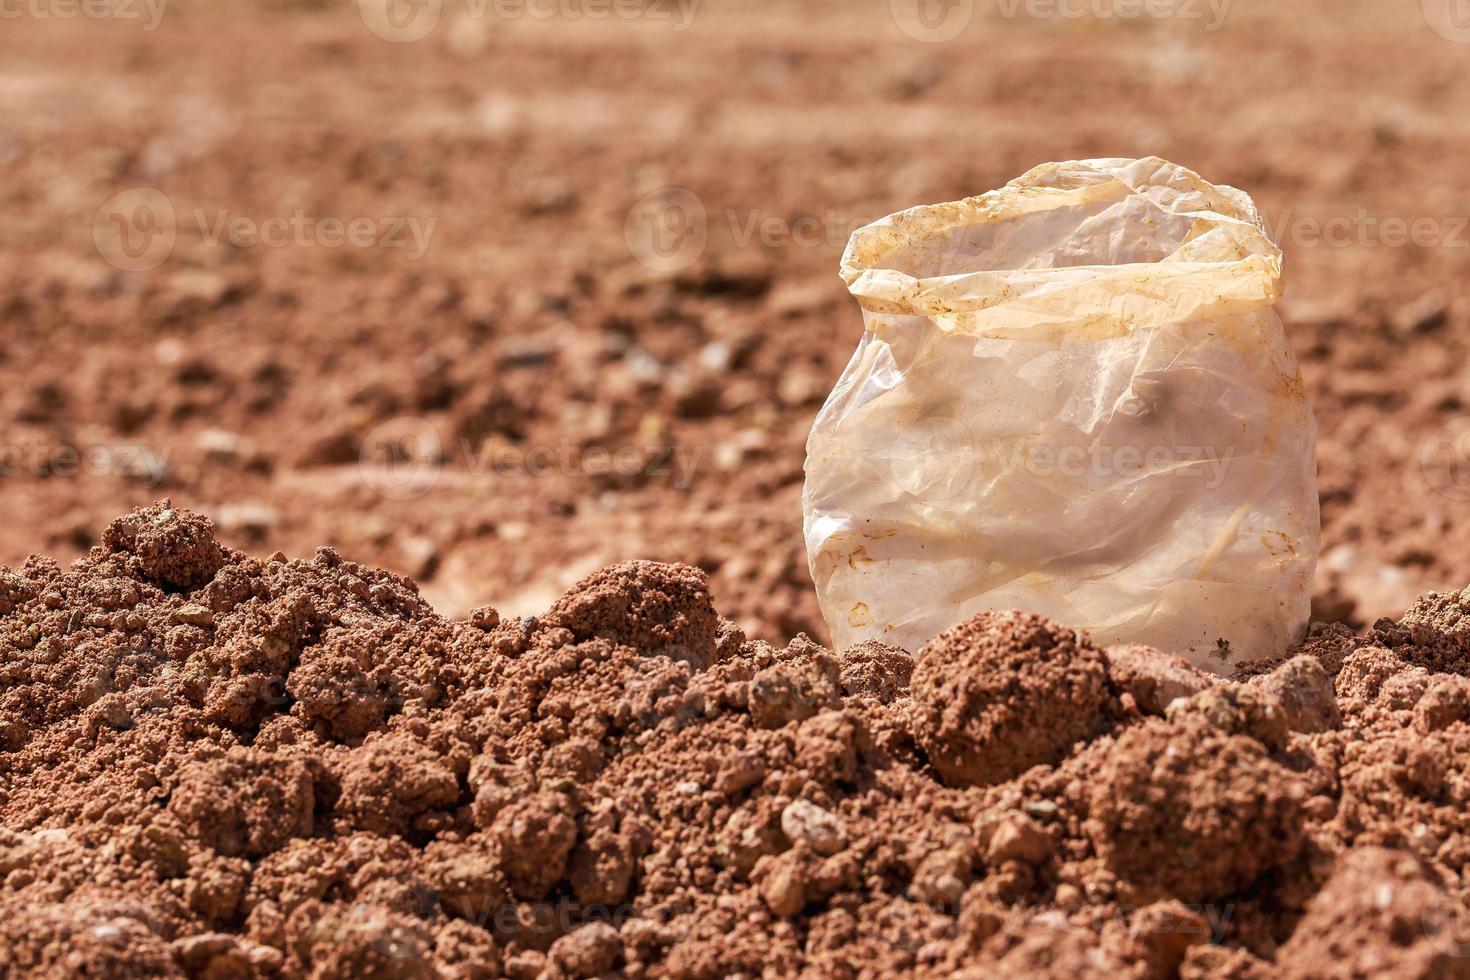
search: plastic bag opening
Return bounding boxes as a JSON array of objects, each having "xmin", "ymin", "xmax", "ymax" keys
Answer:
[{"xmin": 840, "ymin": 157, "xmax": 1284, "ymax": 340}]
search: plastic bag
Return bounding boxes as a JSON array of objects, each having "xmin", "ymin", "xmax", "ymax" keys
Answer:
[{"xmin": 803, "ymin": 157, "xmax": 1319, "ymax": 672}]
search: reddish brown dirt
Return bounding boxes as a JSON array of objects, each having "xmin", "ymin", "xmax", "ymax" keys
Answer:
[
  {"xmin": 5, "ymin": 503, "xmax": 1470, "ymax": 978},
  {"xmin": 5, "ymin": 4, "xmax": 1470, "ymax": 977},
  {"xmin": 1, "ymin": 3, "xmax": 1468, "ymax": 644}
]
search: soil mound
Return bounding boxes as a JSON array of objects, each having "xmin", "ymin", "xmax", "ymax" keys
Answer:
[
  {"xmin": 1083, "ymin": 717, "xmax": 1307, "ymax": 905},
  {"xmin": 542, "ymin": 561, "xmax": 720, "ymax": 669},
  {"xmin": 5, "ymin": 504, "xmax": 1470, "ymax": 978},
  {"xmin": 911, "ymin": 611, "xmax": 1110, "ymax": 788},
  {"xmin": 1274, "ymin": 847, "xmax": 1470, "ymax": 979}
]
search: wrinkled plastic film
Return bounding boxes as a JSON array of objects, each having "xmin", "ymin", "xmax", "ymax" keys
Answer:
[{"xmin": 803, "ymin": 158, "xmax": 1319, "ymax": 672}]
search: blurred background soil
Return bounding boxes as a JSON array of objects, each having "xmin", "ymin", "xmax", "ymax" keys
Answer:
[{"xmin": 1, "ymin": 0, "xmax": 1468, "ymax": 644}]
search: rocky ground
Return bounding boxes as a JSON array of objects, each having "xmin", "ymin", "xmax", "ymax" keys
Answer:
[{"xmin": 6, "ymin": 504, "xmax": 1470, "ymax": 977}]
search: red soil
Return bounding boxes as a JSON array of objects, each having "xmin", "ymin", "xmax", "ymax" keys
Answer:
[{"xmin": 5, "ymin": 504, "xmax": 1470, "ymax": 978}]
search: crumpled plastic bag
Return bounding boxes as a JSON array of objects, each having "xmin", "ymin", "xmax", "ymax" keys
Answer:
[{"xmin": 803, "ymin": 157, "xmax": 1319, "ymax": 672}]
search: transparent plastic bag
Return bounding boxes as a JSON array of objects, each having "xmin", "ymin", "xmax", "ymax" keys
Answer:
[{"xmin": 803, "ymin": 157, "xmax": 1319, "ymax": 672}]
